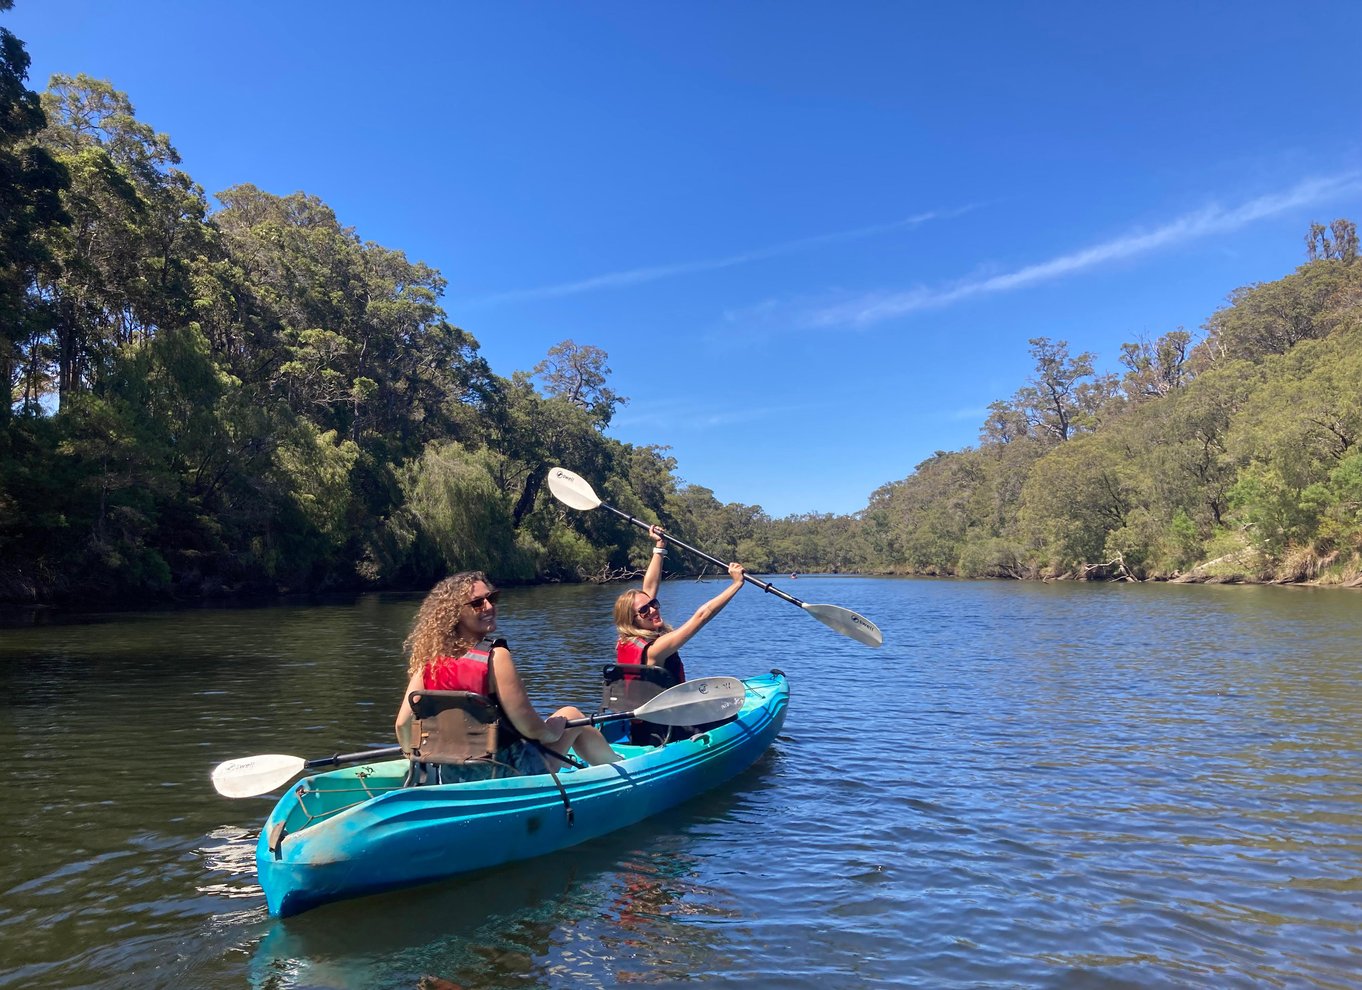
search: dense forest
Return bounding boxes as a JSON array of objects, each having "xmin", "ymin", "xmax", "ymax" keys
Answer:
[{"xmin": 2, "ymin": 10, "xmax": 1359, "ymax": 604}]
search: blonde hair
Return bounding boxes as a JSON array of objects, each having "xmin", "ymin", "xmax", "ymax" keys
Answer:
[
  {"xmin": 404, "ymin": 571, "xmax": 494, "ymax": 678},
  {"xmin": 613, "ymin": 588, "xmax": 672, "ymax": 645}
]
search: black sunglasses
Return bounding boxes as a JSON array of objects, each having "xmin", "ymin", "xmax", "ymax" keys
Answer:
[
  {"xmin": 635, "ymin": 597, "xmax": 660, "ymax": 617},
  {"xmin": 463, "ymin": 591, "xmax": 500, "ymax": 611}
]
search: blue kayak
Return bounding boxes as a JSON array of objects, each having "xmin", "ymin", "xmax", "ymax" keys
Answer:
[{"xmin": 256, "ymin": 670, "xmax": 789, "ymax": 916}]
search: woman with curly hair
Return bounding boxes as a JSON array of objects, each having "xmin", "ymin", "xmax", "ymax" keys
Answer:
[
  {"xmin": 395, "ymin": 571, "xmax": 619, "ymax": 781},
  {"xmin": 614, "ymin": 525, "xmax": 747, "ymax": 684}
]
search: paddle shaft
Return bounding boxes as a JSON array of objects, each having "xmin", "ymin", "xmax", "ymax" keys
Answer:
[
  {"xmin": 274, "ymin": 714, "xmax": 633, "ymax": 781},
  {"xmin": 309, "ymin": 710, "xmax": 690, "ymax": 767},
  {"xmin": 305, "ymin": 746, "xmax": 403, "ymax": 770},
  {"xmin": 597, "ymin": 502, "xmax": 806, "ymax": 607},
  {"xmin": 564, "ymin": 707, "xmax": 670, "ymax": 729}
]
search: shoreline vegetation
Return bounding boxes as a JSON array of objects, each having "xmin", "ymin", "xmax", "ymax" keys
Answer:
[{"xmin": 3, "ymin": 17, "xmax": 1360, "ymax": 606}]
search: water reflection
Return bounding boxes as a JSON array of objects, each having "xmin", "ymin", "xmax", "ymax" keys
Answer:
[{"xmin": 245, "ymin": 777, "xmax": 768, "ymax": 990}]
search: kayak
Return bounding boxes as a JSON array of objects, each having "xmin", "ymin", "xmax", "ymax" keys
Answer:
[{"xmin": 255, "ymin": 669, "xmax": 789, "ymax": 917}]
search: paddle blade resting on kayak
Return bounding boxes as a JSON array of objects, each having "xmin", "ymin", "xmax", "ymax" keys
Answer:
[{"xmin": 212, "ymin": 754, "xmax": 306, "ymax": 799}]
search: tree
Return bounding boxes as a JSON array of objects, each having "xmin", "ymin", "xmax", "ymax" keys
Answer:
[
  {"xmin": 482, "ymin": 370, "xmax": 613, "ymax": 529},
  {"xmin": 25, "ymin": 74, "xmax": 208, "ymax": 409},
  {"xmin": 0, "ymin": 7, "xmax": 69, "ymax": 419},
  {"xmin": 1199, "ymin": 256, "xmax": 1362, "ymax": 364},
  {"xmin": 1119, "ymin": 328, "xmax": 1193, "ymax": 401},
  {"xmin": 1010, "ymin": 337, "xmax": 1118, "ymax": 444},
  {"xmin": 1019, "ymin": 433, "xmax": 1143, "ymax": 574},
  {"xmin": 1305, "ymin": 218, "xmax": 1359, "ymax": 264},
  {"xmin": 532, "ymin": 339, "xmax": 625, "ymax": 426},
  {"xmin": 207, "ymin": 185, "xmax": 490, "ymax": 454},
  {"xmin": 860, "ymin": 449, "xmax": 989, "ymax": 573},
  {"xmin": 1146, "ymin": 361, "xmax": 1260, "ymax": 528}
]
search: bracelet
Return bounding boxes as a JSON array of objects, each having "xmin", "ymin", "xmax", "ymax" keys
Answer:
[{"xmin": 652, "ymin": 547, "xmax": 667, "ymax": 556}]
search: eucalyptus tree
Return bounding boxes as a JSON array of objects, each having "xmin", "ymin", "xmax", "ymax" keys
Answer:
[
  {"xmin": 1019, "ymin": 432, "xmax": 1144, "ymax": 575},
  {"xmin": 211, "ymin": 185, "xmax": 489, "ymax": 451},
  {"xmin": 0, "ymin": 6, "xmax": 68, "ymax": 419},
  {"xmin": 31, "ymin": 74, "xmax": 208, "ymax": 407},
  {"xmin": 988, "ymin": 337, "xmax": 1120, "ymax": 446},
  {"xmin": 1223, "ymin": 320, "xmax": 1362, "ymax": 558},
  {"xmin": 1199, "ymin": 255, "xmax": 1362, "ymax": 364},
  {"xmin": 482, "ymin": 369, "xmax": 614, "ymax": 530},
  {"xmin": 1118, "ymin": 328, "xmax": 1194, "ymax": 402},
  {"xmin": 532, "ymin": 339, "xmax": 625, "ymax": 426},
  {"xmin": 1305, "ymin": 219, "xmax": 1358, "ymax": 263},
  {"xmin": 859, "ymin": 449, "xmax": 989, "ymax": 574}
]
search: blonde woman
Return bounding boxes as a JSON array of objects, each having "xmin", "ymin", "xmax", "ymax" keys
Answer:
[
  {"xmin": 395, "ymin": 571, "xmax": 619, "ymax": 781},
  {"xmin": 613, "ymin": 525, "xmax": 746, "ymax": 684}
]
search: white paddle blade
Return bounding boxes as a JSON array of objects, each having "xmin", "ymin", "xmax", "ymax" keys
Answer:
[
  {"xmin": 635, "ymin": 675, "xmax": 748, "ymax": 726},
  {"xmin": 211, "ymin": 754, "xmax": 306, "ymax": 798},
  {"xmin": 546, "ymin": 467, "xmax": 602, "ymax": 511},
  {"xmin": 803, "ymin": 602, "xmax": 884, "ymax": 647}
]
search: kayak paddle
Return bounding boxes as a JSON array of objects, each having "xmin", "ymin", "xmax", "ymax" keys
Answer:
[
  {"xmin": 546, "ymin": 466, "xmax": 884, "ymax": 647},
  {"xmin": 211, "ymin": 675, "xmax": 749, "ymax": 798}
]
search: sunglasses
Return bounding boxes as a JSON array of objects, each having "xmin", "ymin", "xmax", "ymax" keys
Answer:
[
  {"xmin": 463, "ymin": 591, "xmax": 500, "ymax": 611},
  {"xmin": 635, "ymin": 597, "xmax": 660, "ymax": 617}
]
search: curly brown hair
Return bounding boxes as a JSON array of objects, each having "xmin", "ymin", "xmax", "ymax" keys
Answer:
[
  {"xmin": 613, "ymin": 588, "xmax": 673, "ymax": 645},
  {"xmin": 404, "ymin": 571, "xmax": 495, "ymax": 678}
]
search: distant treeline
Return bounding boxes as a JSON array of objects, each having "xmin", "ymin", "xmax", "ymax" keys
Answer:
[
  {"xmin": 2, "ymin": 15, "xmax": 1359, "ymax": 603},
  {"xmin": 855, "ymin": 222, "xmax": 1361, "ymax": 587}
]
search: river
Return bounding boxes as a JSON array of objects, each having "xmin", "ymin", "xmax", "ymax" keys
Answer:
[{"xmin": 1, "ymin": 577, "xmax": 1359, "ymax": 989}]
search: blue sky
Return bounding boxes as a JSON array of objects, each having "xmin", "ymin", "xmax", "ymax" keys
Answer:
[{"xmin": 8, "ymin": 2, "xmax": 1361, "ymax": 517}]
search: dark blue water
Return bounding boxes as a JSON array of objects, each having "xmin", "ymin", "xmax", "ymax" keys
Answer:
[{"xmin": 2, "ymin": 578, "xmax": 1359, "ymax": 988}]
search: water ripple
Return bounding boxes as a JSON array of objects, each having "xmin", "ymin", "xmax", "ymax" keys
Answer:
[{"xmin": 1, "ymin": 580, "xmax": 1360, "ymax": 988}]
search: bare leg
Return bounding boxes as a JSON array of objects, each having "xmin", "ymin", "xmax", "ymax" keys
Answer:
[{"xmin": 549, "ymin": 706, "xmax": 622, "ymax": 765}]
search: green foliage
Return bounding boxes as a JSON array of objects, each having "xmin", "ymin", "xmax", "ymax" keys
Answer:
[
  {"xmin": 1201, "ymin": 258, "xmax": 1362, "ymax": 363},
  {"xmin": 0, "ymin": 15, "xmax": 69, "ymax": 419},
  {"xmin": 539, "ymin": 525, "xmax": 609, "ymax": 583},
  {"xmin": 391, "ymin": 442, "xmax": 529, "ymax": 582},
  {"xmin": 3, "ymin": 13, "xmax": 1360, "ymax": 601},
  {"xmin": 1019, "ymin": 434, "xmax": 1140, "ymax": 571},
  {"xmin": 956, "ymin": 537, "xmax": 1028, "ymax": 579},
  {"xmin": 532, "ymin": 339, "xmax": 625, "ymax": 426},
  {"xmin": 1166, "ymin": 510, "xmax": 1203, "ymax": 569}
]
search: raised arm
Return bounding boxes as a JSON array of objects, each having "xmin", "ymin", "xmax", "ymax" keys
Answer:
[
  {"xmin": 641, "ymin": 524, "xmax": 667, "ymax": 598},
  {"xmin": 648, "ymin": 562, "xmax": 745, "ymax": 663}
]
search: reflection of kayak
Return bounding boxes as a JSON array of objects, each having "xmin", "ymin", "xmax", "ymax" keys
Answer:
[{"xmin": 256, "ymin": 671, "xmax": 789, "ymax": 917}]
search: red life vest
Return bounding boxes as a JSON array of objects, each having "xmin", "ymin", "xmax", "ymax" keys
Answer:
[
  {"xmin": 423, "ymin": 643, "xmax": 493, "ymax": 694},
  {"xmin": 616, "ymin": 636, "xmax": 685, "ymax": 684}
]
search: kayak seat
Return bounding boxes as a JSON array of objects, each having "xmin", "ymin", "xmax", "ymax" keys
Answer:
[
  {"xmin": 405, "ymin": 690, "xmax": 518, "ymax": 786},
  {"xmin": 601, "ymin": 663, "xmax": 682, "ymax": 747}
]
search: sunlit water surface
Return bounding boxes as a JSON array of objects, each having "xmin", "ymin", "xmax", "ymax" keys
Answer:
[{"xmin": 2, "ymin": 578, "xmax": 1360, "ymax": 989}]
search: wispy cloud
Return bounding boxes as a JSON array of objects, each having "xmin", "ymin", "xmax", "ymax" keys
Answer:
[
  {"xmin": 465, "ymin": 205, "xmax": 980, "ymax": 306},
  {"xmin": 613, "ymin": 397, "xmax": 837, "ymax": 432},
  {"xmin": 805, "ymin": 172, "xmax": 1362, "ymax": 328}
]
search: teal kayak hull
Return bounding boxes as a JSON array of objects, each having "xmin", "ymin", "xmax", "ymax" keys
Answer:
[{"xmin": 255, "ymin": 670, "xmax": 789, "ymax": 916}]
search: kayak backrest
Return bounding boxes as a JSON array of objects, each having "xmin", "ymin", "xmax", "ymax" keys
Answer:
[
  {"xmin": 600, "ymin": 663, "xmax": 676, "ymax": 712},
  {"xmin": 408, "ymin": 690, "xmax": 501, "ymax": 769},
  {"xmin": 601, "ymin": 664, "xmax": 683, "ymax": 747}
]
